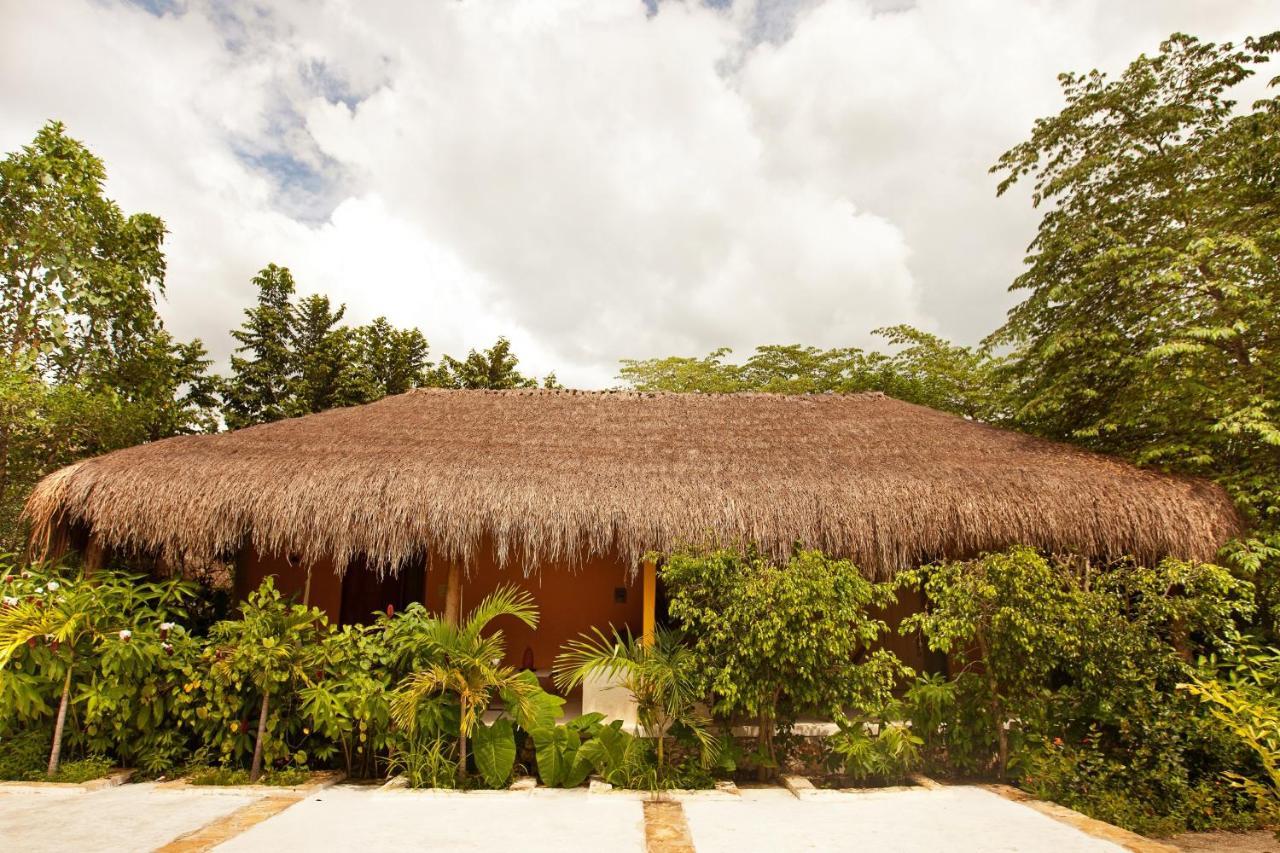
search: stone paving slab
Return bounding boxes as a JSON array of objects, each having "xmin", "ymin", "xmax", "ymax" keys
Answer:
[
  {"xmin": 0, "ymin": 783, "xmax": 262, "ymax": 853},
  {"xmin": 213, "ymin": 785, "xmax": 647, "ymax": 853},
  {"xmin": 681, "ymin": 785, "xmax": 1127, "ymax": 853}
]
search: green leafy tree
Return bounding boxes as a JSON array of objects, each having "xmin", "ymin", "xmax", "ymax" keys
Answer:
[
  {"xmin": 354, "ymin": 317, "xmax": 431, "ymax": 398},
  {"xmin": 206, "ymin": 578, "xmax": 326, "ymax": 781},
  {"xmin": 662, "ymin": 547, "xmax": 907, "ymax": 778},
  {"xmin": 989, "ymin": 32, "xmax": 1280, "ymax": 616},
  {"xmin": 287, "ymin": 294, "xmax": 368, "ymax": 416},
  {"xmin": 0, "ymin": 562, "xmax": 193, "ymax": 776},
  {"xmin": 223, "ymin": 265, "xmax": 299, "ymax": 429},
  {"xmin": 428, "ymin": 337, "xmax": 544, "ymax": 390},
  {"xmin": 0, "ymin": 122, "xmax": 217, "ymax": 548},
  {"xmin": 619, "ymin": 332, "xmax": 1003, "ymax": 420}
]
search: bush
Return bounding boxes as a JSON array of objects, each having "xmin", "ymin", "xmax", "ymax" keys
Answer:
[
  {"xmin": 663, "ymin": 547, "xmax": 909, "ymax": 777},
  {"xmin": 903, "ymin": 547, "xmax": 1261, "ymax": 833}
]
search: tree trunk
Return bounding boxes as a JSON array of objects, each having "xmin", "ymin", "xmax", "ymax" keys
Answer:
[
  {"xmin": 457, "ymin": 712, "xmax": 468, "ymax": 787},
  {"xmin": 250, "ymin": 690, "xmax": 271, "ymax": 782},
  {"xmin": 302, "ymin": 565, "xmax": 313, "ymax": 608},
  {"xmin": 975, "ymin": 629, "xmax": 1007, "ymax": 780},
  {"xmin": 756, "ymin": 710, "xmax": 772, "ymax": 782},
  {"xmin": 47, "ymin": 664, "xmax": 73, "ymax": 777}
]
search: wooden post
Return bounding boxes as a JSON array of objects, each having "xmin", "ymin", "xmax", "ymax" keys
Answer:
[
  {"xmin": 443, "ymin": 561, "xmax": 462, "ymax": 627},
  {"xmin": 83, "ymin": 535, "xmax": 106, "ymax": 575},
  {"xmin": 642, "ymin": 558, "xmax": 657, "ymax": 647}
]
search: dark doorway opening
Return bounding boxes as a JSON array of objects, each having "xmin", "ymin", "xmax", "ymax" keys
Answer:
[{"xmin": 339, "ymin": 555, "xmax": 426, "ymax": 626}]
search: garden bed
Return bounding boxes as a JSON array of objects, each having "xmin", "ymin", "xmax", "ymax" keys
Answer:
[
  {"xmin": 0, "ymin": 766, "xmax": 133, "ymax": 793},
  {"xmin": 157, "ymin": 768, "xmax": 344, "ymax": 794}
]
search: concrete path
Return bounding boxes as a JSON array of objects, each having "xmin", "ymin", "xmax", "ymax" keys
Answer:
[
  {"xmin": 0, "ymin": 782, "xmax": 1130, "ymax": 852},
  {"xmin": 682, "ymin": 786, "xmax": 1124, "ymax": 853},
  {"xmin": 215, "ymin": 787, "xmax": 647, "ymax": 853},
  {"xmin": 0, "ymin": 784, "xmax": 260, "ymax": 853}
]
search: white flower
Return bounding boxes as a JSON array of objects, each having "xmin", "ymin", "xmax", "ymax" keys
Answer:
[
  {"xmin": 33, "ymin": 587, "xmax": 43, "ymax": 595},
  {"xmin": 2, "ymin": 596, "xmax": 17, "ymax": 607},
  {"xmin": 118, "ymin": 629, "xmax": 132, "ymax": 641},
  {"xmin": 45, "ymin": 581, "xmax": 59, "ymax": 592},
  {"xmin": 160, "ymin": 622, "xmax": 174, "ymax": 632}
]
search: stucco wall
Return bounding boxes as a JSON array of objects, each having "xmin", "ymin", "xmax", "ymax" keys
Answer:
[{"xmin": 423, "ymin": 548, "xmax": 645, "ymax": 671}]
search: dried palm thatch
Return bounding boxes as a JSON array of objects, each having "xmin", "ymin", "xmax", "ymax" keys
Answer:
[{"xmin": 24, "ymin": 389, "xmax": 1240, "ymax": 578}]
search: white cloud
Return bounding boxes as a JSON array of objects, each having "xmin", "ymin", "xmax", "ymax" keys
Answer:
[{"xmin": 2, "ymin": 0, "xmax": 1276, "ymax": 388}]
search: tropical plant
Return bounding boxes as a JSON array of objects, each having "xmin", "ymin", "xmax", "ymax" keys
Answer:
[
  {"xmin": 389, "ymin": 585, "xmax": 558, "ymax": 787},
  {"xmin": 554, "ymin": 625, "xmax": 718, "ymax": 786},
  {"xmin": 1182, "ymin": 646, "xmax": 1280, "ymax": 830},
  {"xmin": 827, "ymin": 715, "xmax": 923, "ymax": 785},
  {"xmin": 663, "ymin": 547, "xmax": 908, "ymax": 777},
  {"xmin": 204, "ymin": 578, "xmax": 326, "ymax": 781},
  {"xmin": 0, "ymin": 561, "xmax": 193, "ymax": 775}
]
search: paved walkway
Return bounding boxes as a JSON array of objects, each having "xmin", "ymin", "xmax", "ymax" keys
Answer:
[{"xmin": 0, "ymin": 781, "xmax": 1131, "ymax": 852}]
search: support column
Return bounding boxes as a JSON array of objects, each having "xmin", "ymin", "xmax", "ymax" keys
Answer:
[
  {"xmin": 443, "ymin": 560, "xmax": 462, "ymax": 627},
  {"xmin": 642, "ymin": 558, "xmax": 657, "ymax": 647},
  {"xmin": 83, "ymin": 535, "xmax": 106, "ymax": 576}
]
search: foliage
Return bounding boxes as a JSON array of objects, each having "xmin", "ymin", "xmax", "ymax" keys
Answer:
[
  {"xmin": 904, "ymin": 546, "xmax": 1260, "ymax": 832},
  {"xmin": 185, "ymin": 764, "xmax": 311, "ymax": 787},
  {"xmin": 1182, "ymin": 645, "xmax": 1280, "ymax": 830},
  {"xmin": 0, "ymin": 123, "xmax": 217, "ymax": 549},
  {"xmin": 618, "ymin": 330, "xmax": 1004, "ymax": 421},
  {"xmin": 200, "ymin": 578, "xmax": 326, "ymax": 781},
  {"xmin": 826, "ymin": 716, "xmax": 922, "ymax": 786},
  {"xmin": 0, "ymin": 559, "xmax": 195, "ymax": 775},
  {"xmin": 662, "ymin": 547, "xmax": 908, "ymax": 776},
  {"xmin": 427, "ymin": 336, "xmax": 559, "ymax": 390},
  {"xmin": 989, "ymin": 31, "xmax": 1280, "ymax": 630},
  {"xmin": 555, "ymin": 625, "xmax": 719, "ymax": 787},
  {"xmin": 527, "ymin": 712, "xmax": 605, "ymax": 788},
  {"xmin": 388, "ymin": 734, "xmax": 456, "ymax": 789},
  {"xmin": 390, "ymin": 585, "xmax": 558, "ymax": 788}
]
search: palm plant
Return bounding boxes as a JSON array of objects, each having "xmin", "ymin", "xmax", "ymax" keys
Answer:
[
  {"xmin": 554, "ymin": 626, "xmax": 718, "ymax": 782},
  {"xmin": 389, "ymin": 585, "xmax": 547, "ymax": 785}
]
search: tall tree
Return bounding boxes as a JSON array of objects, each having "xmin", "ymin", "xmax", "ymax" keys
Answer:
[
  {"xmin": 0, "ymin": 122, "xmax": 216, "ymax": 549},
  {"xmin": 618, "ymin": 331, "xmax": 1003, "ymax": 421},
  {"xmin": 354, "ymin": 317, "xmax": 430, "ymax": 398},
  {"xmin": 428, "ymin": 337, "xmax": 544, "ymax": 390},
  {"xmin": 222, "ymin": 264, "xmax": 297, "ymax": 429},
  {"xmin": 989, "ymin": 31, "xmax": 1280, "ymax": 523},
  {"xmin": 288, "ymin": 294, "xmax": 365, "ymax": 417}
]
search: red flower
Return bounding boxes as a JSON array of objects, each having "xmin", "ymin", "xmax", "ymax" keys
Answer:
[{"xmin": 386, "ymin": 604, "xmax": 395, "ymax": 618}]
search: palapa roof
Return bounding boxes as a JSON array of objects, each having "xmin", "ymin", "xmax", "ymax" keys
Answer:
[{"xmin": 24, "ymin": 389, "xmax": 1240, "ymax": 578}]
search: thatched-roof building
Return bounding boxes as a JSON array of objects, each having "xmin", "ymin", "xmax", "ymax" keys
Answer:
[{"xmin": 23, "ymin": 388, "xmax": 1240, "ymax": 672}]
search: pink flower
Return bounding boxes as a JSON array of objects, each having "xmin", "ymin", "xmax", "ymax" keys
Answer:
[{"xmin": 118, "ymin": 629, "xmax": 132, "ymax": 642}]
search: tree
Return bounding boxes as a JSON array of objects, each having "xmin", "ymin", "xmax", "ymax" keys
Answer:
[
  {"xmin": 0, "ymin": 566, "xmax": 192, "ymax": 776},
  {"xmin": 554, "ymin": 625, "xmax": 719, "ymax": 784},
  {"xmin": 355, "ymin": 317, "xmax": 430, "ymax": 398},
  {"xmin": 619, "ymin": 331, "xmax": 1004, "ymax": 420},
  {"xmin": 661, "ymin": 548, "xmax": 906, "ymax": 778},
  {"xmin": 0, "ymin": 122, "xmax": 217, "ymax": 549},
  {"xmin": 207, "ymin": 579, "xmax": 326, "ymax": 781},
  {"xmin": 989, "ymin": 31, "xmax": 1280, "ymax": 519},
  {"xmin": 288, "ymin": 295, "xmax": 367, "ymax": 416},
  {"xmin": 427, "ymin": 337, "xmax": 544, "ymax": 390},
  {"xmin": 222, "ymin": 265, "xmax": 298, "ymax": 429}
]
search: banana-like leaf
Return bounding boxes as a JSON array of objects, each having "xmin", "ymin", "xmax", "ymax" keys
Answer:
[{"xmin": 471, "ymin": 718, "xmax": 516, "ymax": 789}]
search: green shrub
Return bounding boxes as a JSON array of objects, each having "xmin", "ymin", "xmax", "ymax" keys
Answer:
[
  {"xmin": 903, "ymin": 547, "xmax": 1260, "ymax": 832},
  {"xmin": 827, "ymin": 716, "xmax": 923, "ymax": 785},
  {"xmin": 663, "ymin": 547, "xmax": 908, "ymax": 777}
]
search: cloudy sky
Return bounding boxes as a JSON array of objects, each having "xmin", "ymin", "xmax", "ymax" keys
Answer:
[{"xmin": 3, "ymin": 1, "xmax": 1275, "ymax": 387}]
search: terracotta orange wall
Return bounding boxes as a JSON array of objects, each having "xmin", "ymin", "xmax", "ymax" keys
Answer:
[
  {"xmin": 425, "ymin": 547, "xmax": 645, "ymax": 671},
  {"xmin": 873, "ymin": 584, "xmax": 930, "ymax": 675},
  {"xmin": 234, "ymin": 548, "xmax": 344, "ymax": 621}
]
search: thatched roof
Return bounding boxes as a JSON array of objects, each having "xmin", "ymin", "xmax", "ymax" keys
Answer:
[{"xmin": 24, "ymin": 389, "xmax": 1240, "ymax": 577}]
